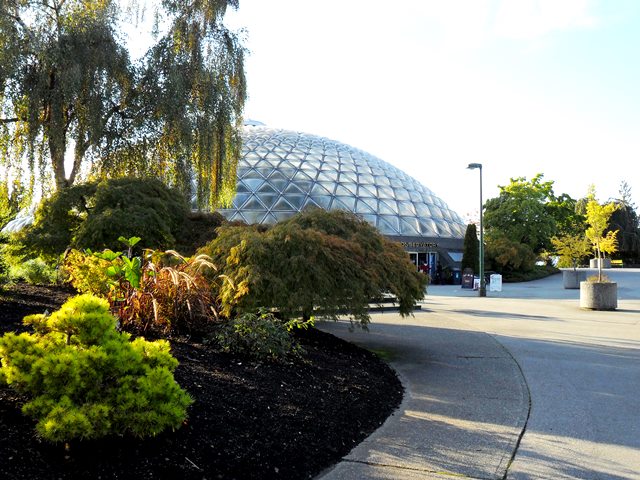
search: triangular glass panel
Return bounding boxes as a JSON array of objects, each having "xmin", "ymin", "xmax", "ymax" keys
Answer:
[
  {"xmin": 263, "ymin": 213, "xmax": 279, "ymax": 225},
  {"xmin": 378, "ymin": 200, "xmax": 397, "ymax": 215},
  {"xmin": 377, "ymin": 187, "xmax": 394, "ymax": 199},
  {"xmin": 284, "ymin": 183, "xmax": 303, "ymax": 194},
  {"xmin": 236, "ymin": 181, "xmax": 251, "ymax": 194},
  {"xmin": 399, "ymin": 217, "xmax": 419, "ymax": 236},
  {"xmin": 227, "ymin": 211, "xmax": 245, "ymax": 223},
  {"xmin": 379, "ymin": 215, "xmax": 400, "ymax": 233},
  {"xmin": 272, "ymin": 196, "xmax": 295, "ymax": 211},
  {"xmin": 316, "ymin": 181, "xmax": 336, "ymax": 194},
  {"xmin": 359, "ymin": 214, "xmax": 377, "ymax": 228},
  {"xmin": 355, "ymin": 199, "xmax": 376, "ymax": 214},
  {"xmin": 302, "ymin": 198, "xmax": 321, "ymax": 210},
  {"xmin": 242, "ymin": 178, "xmax": 265, "ymax": 192},
  {"xmin": 310, "ymin": 183, "xmax": 333, "ymax": 196},
  {"xmin": 308, "ymin": 194, "xmax": 331, "ymax": 209},
  {"xmin": 394, "ymin": 188, "xmax": 411, "ymax": 201},
  {"xmin": 334, "ymin": 196, "xmax": 356, "ymax": 211},
  {"xmin": 257, "ymin": 182, "xmax": 278, "ymax": 194},
  {"xmin": 317, "ymin": 170, "xmax": 338, "ymax": 182},
  {"xmin": 358, "ymin": 185, "xmax": 377, "ymax": 199},
  {"xmin": 292, "ymin": 179, "xmax": 312, "ymax": 194},
  {"xmin": 267, "ymin": 178, "xmax": 288, "ymax": 193},
  {"xmin": 231, "ymin": 193, "xmax": 251, "ymax": 209},
  {"xmin": 242, "ymin": 210, "xmax": 268, "ymax": 224},
  {"xmin": 292, "ymin": 170, "xmax": 313, "ymax": 182},
  {"xmin": 241, "ymin": 195, "xmax": 267, "ymax": 210},
  {"xmin": 258, "ymin": 193, "xmax": 278, "ymax": 209},
  {"xmin": 373, "ymin": 175, "xmax": 390, "ymax": 187},
  {"xmin": 418, "ymin": 219, "xmax": 437, "ymax": 235},
  {"xmin": 337, "ymin": 182, "xmax": 358, "ymax": 195},
  {"xmin": 377, "ymin": 217, "xmax": 399, "ymax": 235},
  {"xmin": 338, "ymin": 172, "xmax": 358, "ymax": 184},
  {"xmin": 334, "ymin": 184, "xmax": 352, "ymax": 197},
  {"xmin": 358, "ymin": 173, "xmax": 374, "ymax": 185},
  {"xmin": 284, "ymin": 194, "xmax": 306, "ymax": 210},
  {"xmin": 242, "ymin": 169, "xmax": 265, "ymax": 180},
  {"xmin": 397, "ymin": 201, "xmax": 416, "ymax": 216}
]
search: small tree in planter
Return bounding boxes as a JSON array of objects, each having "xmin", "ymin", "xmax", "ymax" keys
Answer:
[
  {"xmin": 585, "ymin": 199, "xmax": 619, "ymax": 282},
  {"xmin": 580, "ymin": 197, "xmax": 619, "ymax": 309},
  {"xmin": 551, "ymin": 234, "xmax": 591, "ymax": 289}
]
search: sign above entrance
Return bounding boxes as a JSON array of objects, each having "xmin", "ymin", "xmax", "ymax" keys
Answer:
[{"xmin": 401, "ymin": 241, "xmax": 438, "ymax": 248}]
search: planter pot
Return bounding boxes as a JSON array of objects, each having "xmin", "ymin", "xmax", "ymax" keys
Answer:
[
  {"xmin": 580, "ymin": 281, "xmax": 617, "ymax": 310},
  {"xmin": 589, "ymin": 258, "xmax": 611, "ymax": 269},
  {"xmin": 563, "ymin": 270, "xmax": 586, "ymax": 289}
]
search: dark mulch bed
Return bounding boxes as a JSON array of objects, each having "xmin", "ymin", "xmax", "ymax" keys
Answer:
[{"xmin": 0, "ymin": 283, "xmax": 403, "ymax": 480}]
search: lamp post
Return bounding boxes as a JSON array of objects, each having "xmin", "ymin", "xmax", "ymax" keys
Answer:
[{"xmin": 467, "ymin": 163, "xmax": 486, "ymax": 297}]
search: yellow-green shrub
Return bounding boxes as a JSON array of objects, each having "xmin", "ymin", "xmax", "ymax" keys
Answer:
[
  {"xmin": 0, "ymin": 294, "xmax": 192, "ymax": 443},
  {"xmin": 62, "ymin": 249, "xmax": 116, "ymax": 296}
]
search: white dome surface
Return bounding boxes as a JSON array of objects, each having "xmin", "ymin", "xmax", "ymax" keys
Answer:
[{"xmin": 219, "ymin": 125, "xmax": 466, "ymax": 239}]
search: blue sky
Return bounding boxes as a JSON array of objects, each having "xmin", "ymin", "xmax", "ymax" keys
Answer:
[{"xmin": 225, "ymin": 0, "xmax": 640, "ymax": 220}]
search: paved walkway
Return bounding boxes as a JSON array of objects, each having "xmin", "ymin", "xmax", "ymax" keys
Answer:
[{"xmin": 316, "ymin": 269, "xmax": 640, "ymax": 480}]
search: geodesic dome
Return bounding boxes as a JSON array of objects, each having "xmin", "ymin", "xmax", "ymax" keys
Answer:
[{"xmin": 218, "ymin": 124, "xmax": 466, "ymax": 240}]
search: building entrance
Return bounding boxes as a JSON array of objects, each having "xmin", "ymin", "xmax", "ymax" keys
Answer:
[{"xmin": 408, "ymin": 251, "xmax": 437, "ymax": 278}]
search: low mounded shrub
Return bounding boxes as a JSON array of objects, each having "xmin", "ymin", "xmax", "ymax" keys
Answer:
[
  {"xmin": 0, "ymin": 294, "xmax": 192, "ymax": 443},
  {"xmin": 216, "ymin": 311, "xmax": 303, "ymax": 362}
]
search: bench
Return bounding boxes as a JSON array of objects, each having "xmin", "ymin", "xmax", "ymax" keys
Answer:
[{"xmin": 611, "ymin": 259, "xmax": 624, "ymax": 268}]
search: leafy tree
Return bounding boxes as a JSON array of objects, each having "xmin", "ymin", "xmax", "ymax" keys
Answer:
[
  {"xmin": 17, "ymin": 177, "xmax": 189, "ymax": 259},
  {"xmin": 0, "ymin": 0, "xmax": 245, "ymax": 208},
  {"xmin": 585, "ymin": 196, "xmax": 619, "ymax": 282},
  {"xmin": 551, "ymin": 234, "xmax": 591, "ymax": 271},
  {"xmin": 485, "ymin": 233, "xmax": 536, "ymax": 273},
  {"xmin": 461, "ymin": 223, "xmax": 479, "ymax": 272},
  {"xmin": 200, "ymin": 209, "xmax": 427, "ymax": 327},
  {"xmin": 608, "ymin": 182, "xmax": 640, "ymax": 263},
  {"xmin": 483, "ymin": 174, "xmax": 557, "ymax": 254}
]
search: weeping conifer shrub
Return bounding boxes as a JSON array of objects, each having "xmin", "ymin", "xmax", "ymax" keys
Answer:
[
  {"xmin": 200, "ymin": 208, "xmax": 427, "ymax": 327},
  {"xmin": 0, "ymin": 294, "xmax": 192, "ymax": 443}
]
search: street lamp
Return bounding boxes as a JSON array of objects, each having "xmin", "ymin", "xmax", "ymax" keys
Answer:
[{"xmin": 467, "ymin": 163, "xmax": 486, "ymax": 297}]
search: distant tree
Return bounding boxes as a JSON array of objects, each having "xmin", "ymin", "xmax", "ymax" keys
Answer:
[
  {"xmin": 0, "ymin": 0, "xmax": 245, "ymax": 208},
  {"xmin": 461, "ymin": 224, "xmax": 479, "ymax": 272},
  {"xmin": 485, "ymin": 233, "xmax": 536, "ymax": 273},
  {"xmin": 483, "ymin": 174, "xmax": 557, "ymax": 254},
  {"xmin": 608, "ymin": 182, "xmax": 640, "ymax": 262}
]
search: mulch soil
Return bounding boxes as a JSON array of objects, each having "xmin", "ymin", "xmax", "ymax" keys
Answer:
[{"xmin": 0, "ymin": 283, "xmax": 403, "ymax": 480}]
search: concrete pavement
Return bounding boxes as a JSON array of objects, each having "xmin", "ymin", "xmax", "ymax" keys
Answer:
[{"xmin": 316, "ymin": 269, "xmax": 640, "ymax": 479}]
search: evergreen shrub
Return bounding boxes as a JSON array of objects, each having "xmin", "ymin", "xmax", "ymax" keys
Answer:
[{"xmin": 0, "ymin": 294, "xmax": 192, "ymax": 443}]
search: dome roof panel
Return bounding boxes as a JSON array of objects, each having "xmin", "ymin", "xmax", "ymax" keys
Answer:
[{"xmin": 217, "ymin": 125, "xmax": 466, "ymax": 241}]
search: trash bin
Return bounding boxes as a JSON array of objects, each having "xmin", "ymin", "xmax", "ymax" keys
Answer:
[
  {"xmin": 452, "ymin": 269, "xmax": 462, "ymax": 285},
  {"xmin": 489, "ymin": 274, "xmax": 502, "ymax": 292}
]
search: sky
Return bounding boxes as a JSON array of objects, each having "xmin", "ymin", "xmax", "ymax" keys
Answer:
[{"xmin": 224, "ymin": 0, "xmax": 640, "ymax": 222}]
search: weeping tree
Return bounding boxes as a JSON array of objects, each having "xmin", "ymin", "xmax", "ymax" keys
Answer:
[{"xmin": 0, "ymin": 0, "xmax": 245, "ymax": 209}]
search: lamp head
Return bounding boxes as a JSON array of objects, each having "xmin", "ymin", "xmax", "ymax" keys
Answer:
[{"xmin": 467, "ymin": 163, "xmax": 482, "ymax": 170}]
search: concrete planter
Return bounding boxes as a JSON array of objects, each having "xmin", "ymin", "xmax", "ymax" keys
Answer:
[
  {"xmin": 580, "ymin": 281, "xmax": 617, "ymax": 310},
  {"xmin": 563, "ymin": 270, "xmax": 586, "ymax": 289},
  {"xmin": 589, "ymin": 258, "xmax": 611, "ymax": 269}
]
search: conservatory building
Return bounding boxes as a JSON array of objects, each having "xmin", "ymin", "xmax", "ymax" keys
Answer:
[{"xmin": 218, "ymin": 122, "xmax": 467, "ymax": 274}]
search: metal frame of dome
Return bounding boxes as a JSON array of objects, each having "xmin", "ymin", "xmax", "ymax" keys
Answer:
[{"xmin": 218, "ymin": 125, "xmax": 466, "ymax": 266}]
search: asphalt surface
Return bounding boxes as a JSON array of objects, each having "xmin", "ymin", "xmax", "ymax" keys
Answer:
[{"xmin": 316, "ymin": 269, "xmax": 640, "ymax": 480}]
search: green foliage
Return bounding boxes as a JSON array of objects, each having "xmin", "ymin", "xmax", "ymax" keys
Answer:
[
  {"xmin": 585, "ymin": 194, "xmax": 619, "ymax": 282},
  {"xmin": 10, "ymin": 257, "xmax": 59, "ymax": 285},
  {"xmin": 551, "ymin": 234, "xmax": 591, "ymax": 270},
  {"xmin": 216, "ymin": 311, "xmax": 303, "ymax": 362},
  {"xmin": 0, "ymin": 1, "xmax": 245, "ymax": 208},
  {"xmin": 461, "ymin": 223, "xmax": 479, "ymax": 272},
  {"xmin": 502, "ymin": 265, "xmax": 559, "ymax": 283},
  {"xmin": 61, "ymin": 250, "xmax": 114, "ymax": 296},
  {"xmin": 200, "ymin": 209, "xmax": 426, "ymax": 326},
  {"xmin": 18, "ymin": 178, "xmax": 189, "ymax": 258},
  {"xmin": 485, "ymin": 233, "xmax": 536, "ymax": 273},
  {"xmin": 484, "ymin": 174, "xmax": 558, "ymax": 254},
  {"xmin": 0, "ymin": 294, "xmax": 192, "ymax": 443}
]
